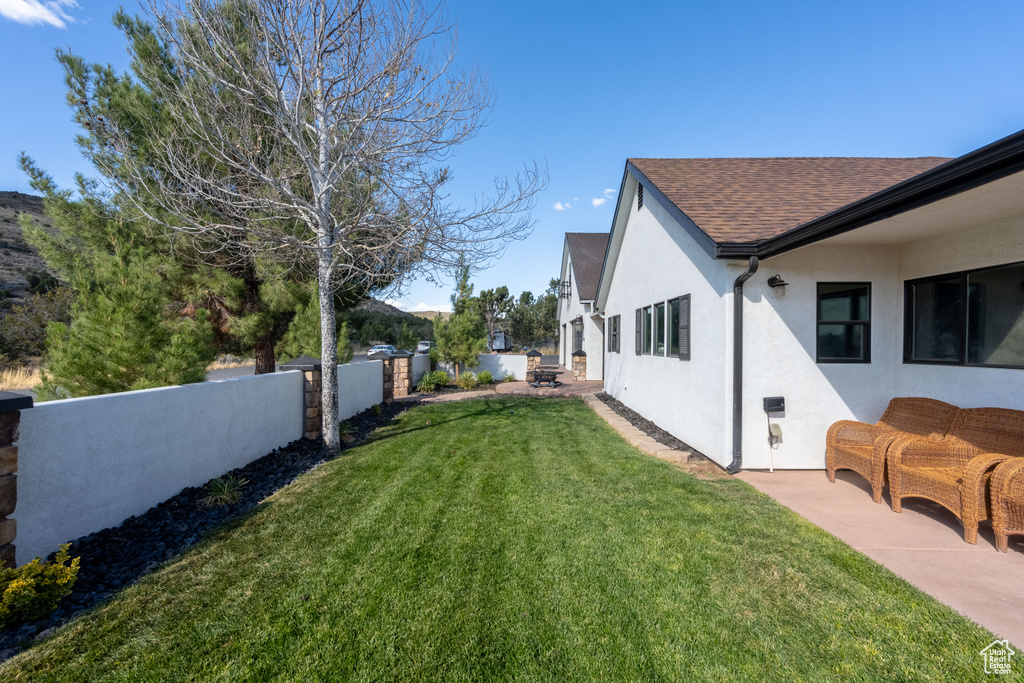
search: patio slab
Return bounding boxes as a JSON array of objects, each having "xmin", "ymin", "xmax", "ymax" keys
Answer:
[{"xmin": 738, "ymin": 469, "xmax": 1024, "ymax": 647}]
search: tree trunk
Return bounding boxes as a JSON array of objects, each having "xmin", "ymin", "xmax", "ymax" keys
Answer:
[
  {"xmin": 318, "ymin": 259, "xmax": 340, "ymax": 455},
  {"xmin": 254, "ymin": 335, "xmax": 275, "ymax": 374}
]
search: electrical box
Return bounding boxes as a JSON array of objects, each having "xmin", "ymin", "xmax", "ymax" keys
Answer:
[{"xmin": 763, "ymin": 396, "xmax": 785, "ymax": 413}]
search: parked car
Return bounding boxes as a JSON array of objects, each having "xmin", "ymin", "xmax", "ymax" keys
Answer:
[
  {"xmin": 416, "ymin": 340, "xmax": 435, "ymax": 354},
  {"xmin": 368, "ymin": 344, "xmax": 399, "ymax": 356}
]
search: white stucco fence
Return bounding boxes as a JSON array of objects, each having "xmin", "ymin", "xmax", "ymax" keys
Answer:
[
  {"xmin": 412, "ymin": 353, "xmax": 431, "ymax": 384},
  {"xmin": 439, "ymin": 354, "xmax": 527, "ymax": 381},
  {"xmin": 337, "ymin": 361, "xmax": 383, "ymax": 420},
  {"xmin": 15, "ymin": 371, "xmax": 304, "ymax": 564}
]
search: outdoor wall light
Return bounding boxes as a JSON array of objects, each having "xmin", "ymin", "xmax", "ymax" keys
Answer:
[{"xmin": 767, "ymin": 274, "xmax": 788, "ymax": 296}]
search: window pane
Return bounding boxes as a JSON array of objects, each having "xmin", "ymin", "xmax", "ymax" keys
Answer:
[
  {"xmin": 669, "ymin": 299, "xmax": 680, "ymax": 356},
  {"xmin": 819, "ymin": 284, "xmax": 869, "ymax": 321},
  {"xmin": 967, "ymin": 264, "xmax": 1024, "ymax": 366},
  {"xmin": 654, "ymin": 302, "xmax": 666, "ymax": 355},
  {"xmin": 908, "ymin": 277, "xmax": 962, "ymax": 361},
  {"xmin": 818, "ymin": 324, "xmax": 867, "ymax": 360},
  {"xmin": 643, "ymin": 306, "xmax": 652, "ymax": 354}
]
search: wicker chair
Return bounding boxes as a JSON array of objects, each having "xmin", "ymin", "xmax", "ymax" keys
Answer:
[
  {"xmin": 825, "ymin": 398, "xmax": 960, "ymax": 503},
  {"xmin": 991, "ymin": 458, "xmax": 1024, "ymax": 552},
  {"xmin": 888, "ymin": 407, "xmax": 1024, "ymax": 544}
]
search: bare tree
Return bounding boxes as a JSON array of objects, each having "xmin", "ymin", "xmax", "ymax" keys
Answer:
[{"xmin": 81, "ymin": 0, "xmax": 545, "ymax": 453}]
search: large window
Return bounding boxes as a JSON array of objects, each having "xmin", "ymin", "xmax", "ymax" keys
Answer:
[
  {"xmin": 654, "ymin": 302, "xmax": 666, "ymax": 355},
  {"xmin": 642, "ymin": 306, "xmax": 653, "ymax": 355},
  {"xmin": 905, "ymin": 262, "xmax": 1024, "ymax": 368},
  {"xmin": 817, "ymin": 283, "xmax": 870, "ymax": 363}
]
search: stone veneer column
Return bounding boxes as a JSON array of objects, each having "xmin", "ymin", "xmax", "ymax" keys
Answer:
[
  {"xmin": 0, "ymin": 392, "xmax": 32, "ymax": 568},
  {"xmin": 392, "ymin": 351, "xmax": 413, "ymax": 398},
  {"xmin": 571, "ymin": 350, "xmax": 587, "ymax": 381},
  {"xmin": 526, "ymin": 349, "xmax": 542, "ymax": 375},
  {"xmin": 280, "ymin": 356, "xmax": 323, "ymax": 441}
]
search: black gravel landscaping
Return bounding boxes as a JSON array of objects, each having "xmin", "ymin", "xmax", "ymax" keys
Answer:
[
  {"xmin": 594, "ymin": 392, "xmax": 708, "ymax": 462},
  {"xmin": 0, "ymin": 399, "xmax": 417, "ymax": 662}
]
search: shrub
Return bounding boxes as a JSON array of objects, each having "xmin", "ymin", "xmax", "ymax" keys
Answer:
[
  {"xmin": 416, "ymin": 370, "xmax": 450, "ymax": 393},
  {"xmin": 502, "ymin": 373, "xmax": 517, "ymax": 382},
  {"xmin": 455, "ymin": 372, "xmax": 478, "ymax": 390},
  {"xmin": 477, "ymin": 370, "xmax": 493, "ymax": 384},
  {"xmin": 0, "ymin": 544, "xmax": 80, "ymax": 628},
  {"xmin": 200, "ymin": 474, "xmax": 248, "ymax": 506},
  {"xmin": 0, "ymin": 288, "xmax": 74, "ymax": 358}
]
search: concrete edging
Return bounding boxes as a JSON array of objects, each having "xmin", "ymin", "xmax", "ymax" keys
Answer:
[{"xmin": 581, "ymin": 393, "xmax": 691, "ymax": 466}]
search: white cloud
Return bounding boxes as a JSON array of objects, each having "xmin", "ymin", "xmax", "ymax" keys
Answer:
[
  {"xmin": 553, "ymin": 201, "xmax": 573, "ymax": 211},
  {"xmin": 408, "ymin": 302, "xmax": 453, "ymax": 313},
  {"xmin": 573, "ymin": 197, "xmax": 580, "ymax": 201},
  {"xmin": 591, "ymin": 197, "xmax": 607, "ymax": 207},
  {"xmin": 603, "ymin": 188, "xmax": 616, "ymax": 197},
  {"xmin": 591, "ymin": 188, "xmax": 616, "ymax": 207},
  {"xmin": 0, "ymin": 0, "xmax": 80, "ymax": 28}
]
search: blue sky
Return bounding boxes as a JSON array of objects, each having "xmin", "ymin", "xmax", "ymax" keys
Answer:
[{"xmin": 3, "ymin": 1, "xmax": 1024, "ymax": 311}]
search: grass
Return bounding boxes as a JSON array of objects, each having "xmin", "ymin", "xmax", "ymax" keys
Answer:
[
  {"xmin": 0, "ymin": 364, "xmax": 40, "ymax": 391},
  {"xmin": 0, "ymin": 396, "xmax": 1001, "ymax": 681}
]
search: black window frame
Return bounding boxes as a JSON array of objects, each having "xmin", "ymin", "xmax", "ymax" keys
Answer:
[
  {"xmin": 904, "ymin": 261, "xmax": 1024, "ymax": 370},
  {"xmin": 642, "ymin": 305, "xmax": 653, "ymax": 355},
  {"xmin": 654, "ymin": 301, "xmax": 666, "ymax": 355},
  {"xmin": 607, "ymin": 315, "xmax": 620, "ymax": 353},
  {"xmin": 816, "ymin": 282, "xmax": 871, "ymax": 364}
]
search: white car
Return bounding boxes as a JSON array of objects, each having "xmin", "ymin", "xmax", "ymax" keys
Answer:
[
  {"xmin": 416, "ymin": 340, "xmax": 435, "ymax": 353},
  {"xmin": 368, "ymin": 344, "xmax": 398, "ymax": 355}
]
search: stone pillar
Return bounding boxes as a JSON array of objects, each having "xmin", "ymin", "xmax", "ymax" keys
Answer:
[
  {"xmin": 571, "ymin": 350, "xmax": 587, "ymax": 381},
  {"xmin": 280, "ymin": 356, "xmax": 323, "ymax": 441},
  {"xmin": 0, "ymin": 392, "xmax": 32, "ymax": 568},
  {"xmin": 392, "ymin": 351, "xmax": 413, "ymax": 398},
  {"xmin": 526, "ymin": 349, "xmax": 542, "ymax": 375}
]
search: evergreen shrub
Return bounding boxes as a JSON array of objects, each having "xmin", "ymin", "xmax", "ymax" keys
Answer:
[{"xmin": 0, "ymin": 544, "xmax": 80, "ymax": 628}]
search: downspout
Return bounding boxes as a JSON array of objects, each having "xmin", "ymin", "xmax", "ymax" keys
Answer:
[{"xmin": 727, "ymin": 256, "xmax": 759, "ymax": 474}]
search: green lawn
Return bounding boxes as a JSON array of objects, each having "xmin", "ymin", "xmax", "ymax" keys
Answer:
[{"xmin": 1, "ymin": 396, "xmax": 1001, "ymax": 681}]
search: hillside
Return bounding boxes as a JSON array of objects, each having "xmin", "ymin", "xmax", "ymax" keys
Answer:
[
  {"xmin": 0, "ymin": 191, "xmax": 58, "ymax": 304},
  {"xmin": 354, "ymin": 297, "xmax": 418, "ymax": 319}
]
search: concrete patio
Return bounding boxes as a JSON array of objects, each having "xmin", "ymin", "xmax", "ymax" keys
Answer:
[{"xmin": 738, "ymin": 469, "xmax": 1024, "ymax": 648}]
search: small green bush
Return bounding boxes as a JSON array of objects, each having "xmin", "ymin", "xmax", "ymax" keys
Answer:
[
  {"xmin": 0, "ymin": 543, "xmax": 80, "ymax": 628},
  {"xmin": 455, "ymin": 372, "xmax": 478, "ymax": 390},
  {"xmin": 502, "ymin": 373, "xmax": 517, "ymax": 382},
  {"xmin": 372, "ymin": 403, "xmax": 382, "ymax": 416},
  {"xmin": 476, "ymin": 370, "xmax": 493, "ymax": 385},
  {"xmin": 201, "ymin": 474, "xmax": 248, "ymax": 506},
  {"xmin": 416, "ymin": 370, "xmax": 450, "ymax": 393}
]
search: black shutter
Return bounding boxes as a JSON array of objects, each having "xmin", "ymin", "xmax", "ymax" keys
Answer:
[
  {"xmin": 678, "ymin": 294, "xmax": 690, "ymax": 361},
  {"xmin": 635, "ymin": 309, "xmax": 642, "ymax": 355},
  {"xmin": 607, "ymin": 318, "xmax": 613, "ymax": 353}
]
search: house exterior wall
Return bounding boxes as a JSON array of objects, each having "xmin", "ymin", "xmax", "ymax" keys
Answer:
[
  {"xmin": 558, "ymin": 252, "xmax": 604, "ymax": 380},
  {"xmin": 601, "ymin": 188, "xmax": 733, "ymax": 463},
  {"xmin": 603, "ymin": 186, "xmax": 1024, "ymax": 470}
]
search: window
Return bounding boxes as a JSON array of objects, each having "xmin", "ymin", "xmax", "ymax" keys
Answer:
[
  {"xmin": 635, "ymin": 309, "xmax": 642, "ymax": 355},
  {"xmin": 905, "ymin": 262, "xmax": 1024, "ymax": 368},
  {"xmin": 654, "ymin": 302, "xmax": 666, "ymax": 355},
  {"xmin": 817, "ymin": 283, "xmax": 870, "ymax": 363},
  {"xmin": 607, "ymin": 315, "xmax": 620, "ymax": 353},
  {"xmin": 642, "ymin": 306, "xmax": 653, "ymax": 354}
]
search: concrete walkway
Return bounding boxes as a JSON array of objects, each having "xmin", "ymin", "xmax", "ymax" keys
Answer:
[{"xmin": 738, "ymin": 469, "xmax": 1024, "ymax": 647}]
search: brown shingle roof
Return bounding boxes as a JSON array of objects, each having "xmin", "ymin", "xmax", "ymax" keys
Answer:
[
  {"xmin": 629, "ymin": 157, "xmax": 952, "ymax": 243},
  {"xmin": 565, "ymin": 232, "xmax": 609, "ymax": 301}
]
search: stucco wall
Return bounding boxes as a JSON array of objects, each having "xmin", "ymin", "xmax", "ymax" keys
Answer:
[
  {"xmin": 601, "ymin": 187, "xmax": 733, "ymax": 464},
  {"xmin": 439, "ymin": 354, "xmax": 527, "ymax": 381},
  {"xmin": 558, "ymin": 254, "xmax": 605, "ymax": 380},
  {"xmin": 337, "ymin": 361, "xmax": 384, "ymax": 419},
  {"xmin": 16, "ymin": 372, "xmax": 304, "ymax": 564},
  {"xmin": 412, "ymin": 353, "xmax": 431, "ymax": 384}
]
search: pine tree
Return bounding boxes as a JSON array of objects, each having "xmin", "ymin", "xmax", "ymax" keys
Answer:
[{"xmin": 432, "ymin": 267, "xmax": 487, "ymax": 379}]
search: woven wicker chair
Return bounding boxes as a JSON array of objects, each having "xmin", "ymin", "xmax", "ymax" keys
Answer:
[
  {"xmin": 825, "ymin": 398, "xmax": 960, "ymax": 503},
  {"xmin": 888, "ymin": 407, "xmax": 1024, "ymax": 544},
  {"xmin": 991, "ymin": 458, "xmax": 1024, "ymax": 552}
]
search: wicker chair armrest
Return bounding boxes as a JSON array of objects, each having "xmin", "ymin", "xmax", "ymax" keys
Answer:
[
  {"xmin": 827, "ymin": 420, "xmax": 885, "ymax": 447},
  {"xmin": 992, "ymin": 458, "xmax": 1024, "ymax": 498},
  {"xmin": 887, "ymin": 435, "xmax": 963, "ymax": 471},
  {"xmin": 962, "ymin": 453, "xmax": 1014, "ymax": 489}
]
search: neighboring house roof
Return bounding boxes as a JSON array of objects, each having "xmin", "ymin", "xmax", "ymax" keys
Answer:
[
  {"xmin": 565, "ymin": 232, "xmax": 609, "ymax": 301},
  {"xmin": 629, "ymin": 156, "xmax": 950, "ymax": 245}
]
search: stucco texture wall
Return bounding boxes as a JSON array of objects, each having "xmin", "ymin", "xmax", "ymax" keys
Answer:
[
  {"xmin": 439, "ymin": 354, "xmax": 527, "ymax": 381},
  {"xmin": 337, "ymin": 361, "xmax": 384, "ymax": 419},
  {"xmin": 16, "ymin": 371, "xmax": 304, "ymax": 564}
]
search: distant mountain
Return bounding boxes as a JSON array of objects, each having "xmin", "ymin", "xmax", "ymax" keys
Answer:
[
  {"xmin": 354, "ymin": 297, "xmax": 419, "ymax": 319},
  {"xmin": 0, "ymin": 191, "xmax": 58, "ymax": 304}
]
